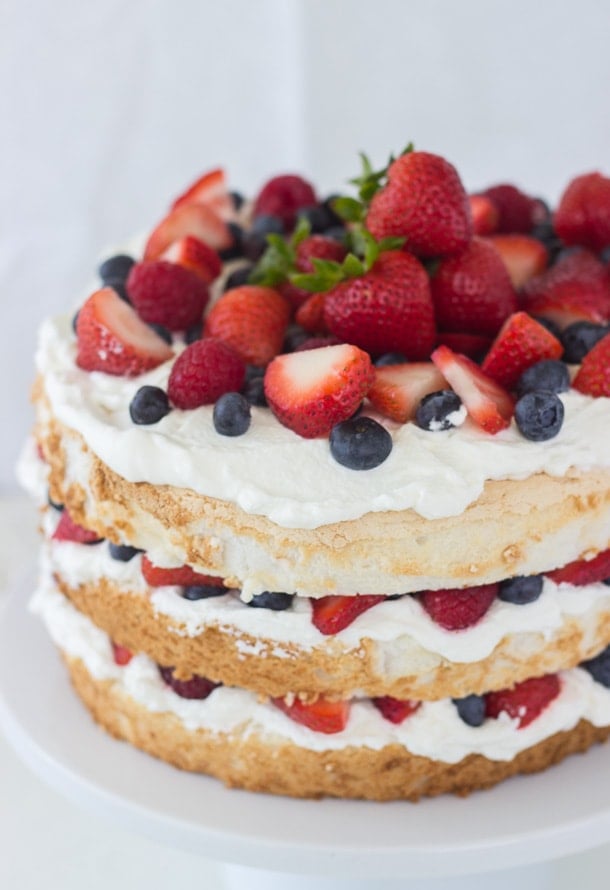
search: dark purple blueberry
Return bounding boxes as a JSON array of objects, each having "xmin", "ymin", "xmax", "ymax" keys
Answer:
[
  {"xmin": 582, "ymin": 645, "xmax": 610, "ymax": 688},
  {"xmin": 158, "ymin": 665, "xmax": 219, "ymax": 699},
  {"xmin": 243, "ymin": 215, "xmax": 284, "ymax": 262},
  {"xmin": 182, "ymin": 585, "xmax": 226, "ymax": 600},
  {"xmin": 330, "ymin": 417, "xmax": 392, "ymax": 470},
  {"xmin": 99, "ymin": 254, "xmax": 135, "ymax": 285},
  {"xmin": 129, "ymin": 386, "xmax": 171, "ymax": 425},
  {"xmin": 498, "ymin": 575, "xmax": 544, "ymax": 605},
  {"xmin": 561, "ymin": 322, "xmax": 609, "ymax": 364},
  {"xmin": 47, "ymin": 494, "xmax": 64, "ymax": 512},
  {"xmin": 242, "ymin": 375, "xmax": 268, "ymax": 407},
  {"xmin": 296, "ymin": 203, "xmax": 333, "ymax": 233},
  {"xmin": 283, "ymin": 323, "xmax": 309, "ymax": 352},
  {"xmin": 109, "ymin": 542, "xmax": 144, "ymax": 562},
  {"xmin": 213, "ymin": 392, "xmax": 251, "ymax": 436},
  {"xmin": 106, "ymin": 280, "xmax": 130, "ymax": 302},
  {"xmin": 375, "ymin": 351, "xmax": 408, "ymax": 367},
  {"xmin": 322, "ymin": 224, "xmax": 348, "ymax": 245},
  {"xmin": 148, "ymin": 323, "xmax": 173, "ymax": 344},
  {"xmin": 532, "ymin": 315, "xmax": 562, "ymax": 340},
  {"xmin": 184, "ymin": 321, "xmax": 203, "ymax": 344},
  {"xmin": 514, "ymin": 391, "xmax": 564, "ymax": 441},
  {"xmin": 515, "ymin": 359, "xmax": 570, "ymax": 398},
  {"xmin": 604, "ymin": 578, "xmax": 610, "ymax": 586},
  {"xmin": 219, "ymin": 222, "xmax": 244, "ymax": 261},
  {"xmin": 224, "ymin": 263, "xmax": 255, "ymax": 291},
  {"xmin": 321, "ymin": 194, "xmax": 345, "ymax": 228},
  {"xmin": 599, "ymin": 245, "xmax": 610, "ymax": 264},
  {"xmin": 453, "ymin": 694, "xmax": 486, "ymax": 727},
  {"xmin": 230, "ymin": 190, "xmax": 245, "ymax": 211},
  {"xmin": 72, "ymin": 311, "xmax": 80, "ymax": 334},
  {"xmin": 247, "ymin": 591, "xmax": 294, "ymax": 610},
  {"xmin": 415, "ymin": 390, "xmax": 463, "ymax": 432}
]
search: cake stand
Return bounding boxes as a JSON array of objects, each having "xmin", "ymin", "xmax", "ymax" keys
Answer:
[{"xmin": 3, "ymin": 585, "xmax": 610, "ymax": 890}]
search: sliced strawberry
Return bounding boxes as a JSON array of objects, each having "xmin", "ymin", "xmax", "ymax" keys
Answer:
[
  {"xmin": 367, "ymin": 362, "xmax": 447, "ymax": 423},
  {"xmin": 126, "ymin": 261, "xmax": 209, "ymax": 331},
  {"xmin": 295, "ymin": 291, "xmax": 328, "ymax": 333},
  {"xmin": 485, "ymin": 234, "xmax": 548, "ymax": 289},
  {"xmin": 554, "ymin": 172, "xmax": 610, "ymax": 251},
  {"xmin": 161, "ymin": 236, "xmax": 222, "ymax": 284},
  {"xmin": 144, "ymin": 202, "xmax": 233, "ymax": 260},
  {"xmin": 545, "ymin": 548, "xmax": 610, "ymax": 586},
  {"xmin": 573, "ymin": 332, "xmax": 610, "ymax": 396},
  {"xmin": 431, "ymin": 345, "xmax": 514, "ymax": 434},
  {"xmin": 469, "ymin": 194, "xmax": 499, "ymax": 236},
  {"xmin": 204, "ymin": 285, "xmax": 290, "ymax": 367},
  {"xmin": 481, "ymin": 312, "xmax": 563, "ymax": 390},
  {"xmin": 167, "ymin": 338, "xmax": 245, "ymax": 409},
  {"xmin": 76, "ymin": 288, "xmax": 173, "ymax": 376},
  {"xmin": 485, "ymin": 674, "xmax": 561, "ymax": 728},
  {"xmin": 112, "ymin": 642, "xmax": 133, "ymax": 666},
  {"xmin": 311, "ymin": 594, "xmax": 386, "ymax": 635},
  {"xmin": 264, "ymin": 343, "xmax": 375, "ymax": 438},
  {"xmin": 435, "ymin": 332, "xmax": 492, "ymax": 360},
  {"xmin": 419, "ymin": 584, "xmax": 498, "ymax": 631},
  {"xmin": 372, "ymin": 696, "xmax": 421, "ymax": 724},
  {"xmin": 52, "ymin": 510, "xmax": 103, "ymax": 545},
  {"xmin": 272, "ymin": 695, "xmax": 350, "ymax": 734},
  {"xmin": 522, "ymin": 290, "xmax": 609, "ymax": 330},
  {"xmin": 171, "ymin": 167, "xmax": 235, "ymax": 220},
  {"xmin": 141, "ymin": 555, "xmax": 225, "ymax": 588},
  {"xmin": 521, "ymin": 249, "xmax": 610, "ymax": 329}
]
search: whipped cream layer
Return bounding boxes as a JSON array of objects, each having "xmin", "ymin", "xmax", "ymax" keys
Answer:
[
  {"xmin": 31, "ymin": 576, "xmax": 610, "ymax": 762},
  {"xmin": 37, "ymin": 315, "xmax": 610, "ymax": 529}
]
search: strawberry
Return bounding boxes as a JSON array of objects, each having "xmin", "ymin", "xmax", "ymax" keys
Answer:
[
  {"xmin": 554, "ymin": 172, "xmax": 610, "ymax": 251},
  {"xmin": 430, "ymin": 238, "xmax": 518, "ymax": 337},
  {"xmin": 545, "ymin": 548, "xmax": 610, "ymax": 586},
  {"xmin": 167, "ymin": 338, "xmax": 245, "ymax": 409},
  {"xmin": 52, "ymin": 510, "xmax": 103, "ymax": 545},
  {"xmin": 367, "ymin": 362, "xmax": 447, "ymax": 423},
  {"xmin": 280, "ymin": 235, "xmax": 348, "ymax": 310},
  {"xmin": 264, "ymin": 343, "xmax": 374, "ymax": 438},
  {"xmin": 126, "ymin": 261, "xmax": 209, "ymax": 331},
  {"xmin": 295, "ymin": 292, "xmax": 328, "ymax": 333},
  {"xmin": 111, "ymin": 642, "xmax": 133, "ymax": 666},
  {"xmin": 171, "ymin": 167, "xmax": 235, "ymax": 220},
  {"xmin": 310, "ymin": 594, "xmax": 386, "ymax": 635},
  {"xmin": 144, "ymin": 202, "xmax": 233, "ymax": 260},
  {"xmin": 272, "ymin": 695, "xmax": 350, "ymax": 734},
  {"xmin": 372, "ymin": 696, "xmax": 421, "ymax": 724},
  {"xmin": 485, "ymin": 234, "xmax": 548, "ymax": 289},
  {"xmin": 161, "ymin": 236, "xmax": 222, "ymax": 284},
  {"xmin": 419, "ymin": 583, "xmax": 499, "ymax": 631},
  {"xmin": 431, "ymin": 345, "xmax": 514, "ymax": 433},
  {"xmin": 485, "ymin": 674, "xmax": 561, "ymax": 728},
  {"xmin": 469, "ymin": 194, "xmax": 499, "ymax": 236},
  {"xmin": 481, "ymin": 312, "xmax": 563, "ymax": 390},
  {"xmin": 141, "ymin": 555, "xmax": 225, "ymax": 588},
  {"xmin": 366, "ymin": 151, "xmax": 472, "ymax": 257},
  {"xmin": 573, "ymin": 332, "xmax": 610, "ymax": 396},
  {"xmin": 435, "ymin": 332, "xmax": 492, "ymax": 360},
  {"xmin": 481, "ymin": 183, "xmax": 539, "ymax": 233},
  {"xmin": 253, "ymin": 174, "xmax": 317, "ymax": 230},
  {"xmin": 521, "ymin": 248, "xmax": 610, "ymax": 329},
  {"xmin": 76, "ymin": 288, "xmax": 173, "ymax": 376},
  {"xmin": 323, "ymin": 251, "xmax": 436, "ymax": 359},
  {"xmin": 204, "ymin": 285, "xmax": 290, "ymax": 367}
]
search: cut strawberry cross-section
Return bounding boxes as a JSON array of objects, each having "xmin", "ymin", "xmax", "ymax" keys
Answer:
[
  {"xmin": 141, "ymin": 556, "xmax": 225, "ymax": 588},
  {"xmin": 485, "ymin": 674, "xmax": 561, "ymax": 728},
  {"xmin": 485, "ymin": 234, "xmax": 548, "ymax": 289},
  {"xmin": 311, "ymin": 594, "xmax": 386, "ymax": 635},
  {"xmin": 372, "ymin": 696, "xmax": 421, "ymax": 724},
  {"xmin": 161, "ymin": 236, "xmax": 222, "ymax": 284},
  {"xmin": 170, "ymin": 167, "xmax": 235, "ymax": 220},
  {"xmin": 144, "ymin": 202, "xmax": 233, "ymax": 260},
  {"xmin": 545, "ymin": 548, "xmax": 610, "ymax": 586},
  {"xmin": 367, "ymin": 362, "xmax": 447, "ymax": 424},
  {"xmin": 272, "ymin": 695, "xmax": 351, "ymax": 734}
]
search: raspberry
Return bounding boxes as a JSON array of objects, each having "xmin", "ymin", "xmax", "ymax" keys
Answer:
[
  {"xmin": 419, "ymin": 584, "xmax": 499, "ymax": 630},
  {"xmin": 167, "ymin": 338, "xmax": 245, "ymax": 409},
  {"xmin": 485, "ymin": 674, "xmax": 561, "ymax": 728},
  {"xmin": 126, "ymin": 260, "xmax": 210, "ymax": 331},
  {"xmin": 253, "ymin": 174, "xmax": 317, "ymax": 230}
]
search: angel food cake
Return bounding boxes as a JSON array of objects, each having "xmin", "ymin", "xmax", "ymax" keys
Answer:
[{"xmin": 20, "ymin": 146, "xmax": 610, "ymax": 799}]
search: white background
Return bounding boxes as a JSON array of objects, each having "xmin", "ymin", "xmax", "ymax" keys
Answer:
[{"xmin": 3, "ymin": 0, "xmax": 610, "ymax": 488}]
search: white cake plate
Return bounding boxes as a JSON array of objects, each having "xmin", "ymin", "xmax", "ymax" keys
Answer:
[{"xmin": 3, "ymin": 585, "xmax": 610, "ymax": 890}]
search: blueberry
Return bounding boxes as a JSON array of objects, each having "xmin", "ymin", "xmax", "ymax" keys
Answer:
[
  {"xmin": 47, "ymin": 494, "xmax": 64, "ymax": 512},
  {"xmin": 106, "ymin": 280, "xmax": 130, "ymax": 302},
  {"xmin": 184, "ymin": 321, "xmax": 203, "ymax": 344},
  {"xmin": 129, "ymin": 386, "xmax": 171, "ymax": 425},
  {"xmin": 296, "ymin": 203, "xmax": 333, "ymax": 233},
  {"xmin": 284, "ymin": 323, "xmax": 309, "ymax": 352},
  {"xmin": 242, "ymin": 375, "xmax": 267, "ymax": 407},
  {"xmin": 514, "ymin": 391, "xmax": 564, "ymax": 441},
  {"xmin": 582, "ymin": 644, "xmax": 610, "ymax": 687},
  {"xmin": 213, "ymin": 392, "xmax": 251, "ymax": 436},
  {"xmin": 498, "ymin": 575, "xmax": 544, "ymax": 604},
  {"xmin": 321, "ymin": 194, "xmax": 345, "ymax": 228},
  {"xmin": 224, "ymin": 264, "xmax": 255, "ymax": 291},
  {"xmin": 247, "ymin": 591, "xmax": 294, "ymax": 610},
  {"xmin": 375, "ymin": 352, "xmax": 408, "ymax": 367},
  {"xmin": 72, "ymin": 310, "xmax": 80, "ymax": 333},
  {"xmin": 415, "ymin": 390, "xmax": 464, "ymax": 432},
  {"xmin": 230, "ymin": 190, "xmax": 245, "ymax": 211},
  {"xmin": 322, "ymin": 225, "xmax": 348, "ymax": 245},
  {"xmin": 604, "ymin": 578, "xmax": 610, "ymax": 586},
  {"xmin": 243, "ymin": 215, "xmax": 284, "ymax": 262},
  {"xmin": 182, "ymin": 584, "xmax": 226, "ymax": 600},
  {"xmin": 532, "ymin": 315, "xmax": 562, "ymax": 340},
  {"xmin": 109, "ymin": 542, "xmax": 143, "ymax": 562},
  {"xmin": 561, "ymin": 322, "xmax": 609, "ymax": 364},
  {"xmin": 453, "ymin": 694, "xmax": 486, "ymax": 727},
  {"xmin": 99, "ymin": 254, "xmax": 135, "ymax": 285},
  {"xmin": 245, "ymin": 364, "xmax": 265, "ymax": 383},
  {"xmin": 599, "ymin": 245, "xmax": 610, "ymax": 264},
  {"xmin": 330, "ymin": 417, "xmax": 392, "ymax": 470},
  {"xmin": 219, "ymin": 222, "xmax": 244, "ymax": 261},
  {"xmin": 148, "ymin": 323, "xmax": 172, "ymax": 344},
  {"xmin": 516, "ymin": 359, "xmax": 570, "ymax": 398}
]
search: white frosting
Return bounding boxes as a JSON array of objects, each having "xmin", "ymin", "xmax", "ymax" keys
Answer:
[
  {"xmin": 31, "ymin": 576, "xmax": 610, "ymax": 762},
  {"xmin": 36, "ymin": 314, "xmax": 610, "ymax": 530}
]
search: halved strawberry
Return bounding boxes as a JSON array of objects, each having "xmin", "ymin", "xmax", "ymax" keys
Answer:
[
  {"xmin": 545, "ymin": 548, "xmax": 610, "ymax": 586},
  {"xmin": 161, "ymin": 236, "xmax": 222, "ymax": 284},
  {"xmin": 481, "ymin": 312, "xmax": 563, "ymax": 390},
  {"xmin": 485, "ymin": 235, "xmax": 548, "ymax": 289},
  {"xmin": 76, "ymin": 288, "xmax": 173, "ymax": 376},
  {"xmin": 419, "ymin": 584, "xmax": 498, "ymax": 631},
  {"xmin": 144, "ymin": 202, "xmax": 233, "ymax": 260},
  {"xmin": 469, "ymin": 194, "xmax": 499, "ymax": 236},
  {"xmin": 367, "ymin": 362, "xmax": 447, "ymax": 423},
  {"xmin": 112, "ymin": 642, "xmax": 133, "ymax": 666},
  {"xmin": 573, "ymin": 332, "xmax": 610, "ymax": 396},
  {"xmin": 521, "ymin": 290, "xmax": 609, "ymax": 330},
  {"xmin": 52, "ymin": 510, "xmax": 103, "ymax": 545},
  {"xmin": 435, "ymin": 332, "xmax": 492, "ymax": 360},
  {"xmin": 141, "ymin": 555, "xmax": 225, "ymax": 588},
  {"xmin": 372, "ymin": 696, "xmax": 421, "ymax": 724},
  {"xmin": 485, "ymin": 674, "xmax": 561, "ymax": 728},
  {"xmin": 272, "ymin": 695, "xmax": 350, "ymax": 734},
  {"xmin": 204, "ymin": 285, "xmax": 291, "ymax": 367},
  {"xmin": 171, "ymin": 167, "xmax": 235, "ymax": 220},
  {"xmin": 311, "ymin": 594, "xmax": 386, "ymax": 635},
  {"xmin": 264, "ymin": 343, "xmax": 375, "ymax": 438},
  {"xmin": 431, "ymin": 345, "xmax": 514, "ymax": 433},
  {"xmin": 295, "ymin": 292, "xmax": 328, "ymax": 333}
]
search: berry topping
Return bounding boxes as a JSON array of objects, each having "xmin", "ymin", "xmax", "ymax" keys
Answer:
[
  {"xmin": 582, "ymin": 644, "xmax": 610, "ymax": 688},
  {"xmin": 480, "ymin": 312, "xmax": 563, "ymax": 391},
  {"xmin": 108, "ymin": 542, "xmax": 143, "ymax": 562},
  {"xmin": 99, "ymin": 254, "xmax": 135, "ymax": 285},
  {"xmin": 545, "ymin": 549, "xmax": 610, "ymax": 587},
  {"xmin": 514, "ymin": 391, "xmax": 565, "ymax": 441},
  {"xmin": 141, "ymin": 556, "xmax": 224, "ymax": 589},
  {"xmin": 420, "ymin": 584, "xmax": 498, "ymax": 631},
  {"xmin": 372, "ymin": 696, "xmax": 421, "ymax": 724},
  {"xmin": 47, "ymin": 494, "xmax": 64, "ymax": 511},
  {"xmin": 204, "ymin": 285, "xmax": 290, "ymax": 367},
  {"xmin": 264, "ymin": 343, "xmax": 374, "ymax": 438},
  {"xmin": 554, "ymin": 172, "xmax": 610, "ymax": 252},
  {"xmin": 224, "ymin": 264, "xmax": 255, "ymax": 291},
  {"xmin": 76, "ymin": 288, "xmax": 173, "ymax": 377},
  {"xmin": 219, "ymin": 223, "xmax": 244, "ymax": 261},
  {"xmin": 375, "ymin": 351, "xmax": 408, "ymax": 367},
  {"xmin": 241, "ymin": 372, "xmax": 268, "ymax": 407},
  {"xmin": 144, "ymin": 202, "xmax": 234, "ymax": 260},
  {"xmin": 515, "ymin": 359, "xmax": 570, "ymax": 398},
  {"xmin": 182, "ymin": 585, "xmax": 227, "ymax": 600},
  {"xmin": 485, "ymin": 674, "xmax": 561, "ymax": 728},
  {"xmin": 561, "ymin": 322, "xmax": 610, "ymax": 364},
  {"xmin": 158, "ymin": 665, "xmax": 219, "ymax": 700},
  {"xmin": 521, "ymin": 248, "xmax": 610, "ymax": 329},
  {"xmin": 160, "ymin": 236, "xmax": 222, "ymax": 284},
  {"xmin": 481, "ymin": 184, "xmax": 539, "ymax": 233},
  {"xmin": 366, "ymin": 150, "xmax": 472, "ymax": 257},
  {"xmin": 485, "ymin": 234, "xmax": 548, "ymax": 289},
  {"xmin": 111, "ymin": 642, "xmax": 133, "ymax": 666},
  {"xmin": 170, "ymin": 167, "xmax": 234, "ymax": 220},
  {"xmin": 295, "ymin": 291, "xmax": 328, "ymax": 334},
  {"xmin": 415, "ymin": 390, "xmax": 464, "ymax": 432},
  {"xmin": 311, "ymin": 594, "xmax": 386, "ymax": 635},
  {"xmin": 453, "ymin": 694, "xmax": 486, "ymax": 727},
  {"xmin": 129, "ymin": 386, "xmax": 171, "ymax": 425},
  {"xmin": 126, "ymin": 260, "xmax": 209, "ymax": 331},
  {"xmin": 242, "ymin": 214, "xmax": 285, "ymax": 262},
  {"xmin": 213, "ymin": 392, "xmax": 251, "ymax": 436},
  {"xmin": 253, "ymin": 174, "xmax": 317, "ymax": 230},
  {"xmin": 280, "ymin": 234, "xmax": 348, "ymax": 310},
  {"xmin": 52, "ymin": 510, "xmax": 103, "ymax": 545},
  {"xmin": 367, "ymin": 362, "xmax": 447, "ymax": 424},
  {"xmin": 329, "ymin": 416, "xmax": 393, "ymax": 470},
  {"xmin": 431, "ymin": 346, "xmax": 514, "ymax": 434},
  {"xmin": 272, "ymin": 695, "xmax": 350, "ymax": 734},
  {"xmin": 247, "ymin": 591, "xmax": 295, "ymax": 611},
  {"xmin": 572, "ymin": 332, "xmax": 610, "ymax": 397},
  {"xmin": 469, "ymin": 194, "xmax": 499, "ymax": 236},
  {"xmin": 434, "ymin": 332, "xmax": 492, "ymax": 361},
  {"xmin": 498, "ymin": 575, "xmax": 544, "ymax": 605},
  {"xmin": 167, "ymin": 338, "xmax": 245, "ymax": 409}
]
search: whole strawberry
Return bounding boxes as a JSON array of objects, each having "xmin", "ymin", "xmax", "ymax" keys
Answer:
[
  {"xmin": 204, "ymin": 285, "xmax": 290, "ymax": 367},
  {"xmin": 573, "ymin": 332, "xmax": 610, "ymax": 396},
  {"xmin": 554, "ymin": 172, "xmax": 610, "ymax": 251},
  {"xmin": 481, "ymin": 183, "xmax": 540, "ymax": 233},
  {"xmin": 323, "ymin": 250, "xmax": 436, "ymax": 359},
  {"xmin": 281, "ymin": 235, "xmax": 347, "ymax": 310},
  {"xmin": 366, "ymin": 151, "xmax": 472, "ymax": 257}
]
